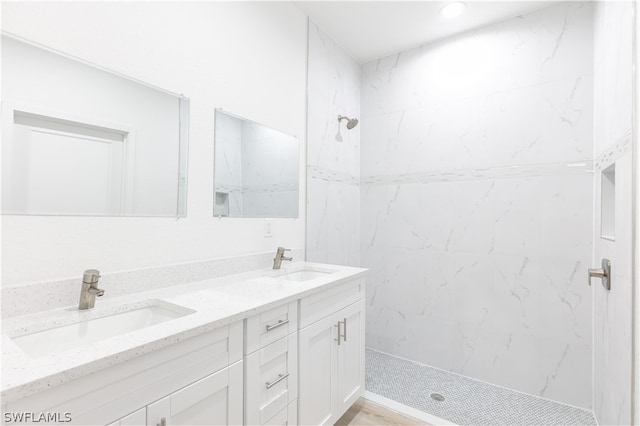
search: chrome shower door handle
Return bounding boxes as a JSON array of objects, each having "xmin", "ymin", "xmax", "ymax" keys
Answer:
[{"xmin": 588, "ymin": 258, "xmax": 611, "ymax": 290}]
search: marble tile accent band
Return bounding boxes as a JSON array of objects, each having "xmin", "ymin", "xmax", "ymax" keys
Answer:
[
  {"xmin": 593, "ymin": 132, "xmax": 632, "ymax": 171},
  {"xmin": 361, "ymin": 161, "xmax": 594, "ymax": 186},
  {"xmin": 307, "ymin": 165, "xmax": 360, "ymax": 186}
]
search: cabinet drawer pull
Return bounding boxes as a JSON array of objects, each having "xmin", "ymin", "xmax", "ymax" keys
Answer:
[
  {"xmin": 265, "ymin": 319, "xmax": 289, "ymax": 331},
  {"xmin": 334, "ymin": 321, "xmax": 341, "ymax": 345},
  {"xmin": 266, "ymin": 373, "xmax": 289, "ymax": 389},
  {"xmin": 157, "ymin": 418, "xmax": 166, "ymax": 426}
]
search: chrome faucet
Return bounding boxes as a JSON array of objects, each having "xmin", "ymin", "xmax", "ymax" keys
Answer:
[
  {"xmin": 273, "ymin": 247, "xmax": 292, "ymax": 269},
  {"xmin": 78, "ymin": 269, "xmax": 105, "ymax": 310}
]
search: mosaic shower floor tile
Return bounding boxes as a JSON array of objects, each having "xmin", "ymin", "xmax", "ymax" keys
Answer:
[{"xmin": 365, "ymin": 348, "xmax": 597, "ymax": 426}]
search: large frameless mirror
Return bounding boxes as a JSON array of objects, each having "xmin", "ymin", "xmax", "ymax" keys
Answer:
[
  {"xmin": 1, "ymin": 35, "xmax": 189, "ymax": 217},
  {"xmin": 214, "ymin": 109, "xmax": 299, "ymax": 218}
]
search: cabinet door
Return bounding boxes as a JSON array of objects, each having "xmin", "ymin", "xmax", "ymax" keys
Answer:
[
  {"xmin": 146, "ymin": 361, "xmax": 242, "ymax": 426},
  {"xmin": 335, "ymin": 299, "xmax": 365, "ymax": 416},
  {"xmin": 298, "ymin": 316, "xmax": 338, "ymax": 426},
  {"xmin": 106, "ymin": 408, "xmax": 146, "ymax": 426}
]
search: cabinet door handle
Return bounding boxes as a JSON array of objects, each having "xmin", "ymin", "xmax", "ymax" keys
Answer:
[
  {"xmin": 343, "ymin": 317, "xmax": 347, "ymax": 342},
  {"xmin": 157, "ymin": 418, "xmax": 166, "ymax": 426},
  {"xmin": 266, "ymin": 373, "xmax": 289, "ymax": 389},
  {"xmin": 334, "ymin": 321, "xmax": 341, "ymax": 345},
  {"xmin": 265, "ymin": 319, "xmax": 289, "ymax": 331}
]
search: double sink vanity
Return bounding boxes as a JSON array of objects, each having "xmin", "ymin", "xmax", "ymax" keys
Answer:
[{"xmin": 2, "ymin": 261, "xmax": 367, "ymax": 426}]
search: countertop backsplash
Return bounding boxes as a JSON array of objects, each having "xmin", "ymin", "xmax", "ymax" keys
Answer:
[{"xmin": 1, "ymin": 249, "xmax": 304, "ymax": 318}]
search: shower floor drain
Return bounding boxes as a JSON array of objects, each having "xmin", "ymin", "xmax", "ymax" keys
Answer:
[{"xmin": 430, "ymin": 393, "xmax": 445, "ymax": 402}]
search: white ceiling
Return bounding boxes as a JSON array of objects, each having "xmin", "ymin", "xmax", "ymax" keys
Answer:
[{"xmin": 294, "ymin": 1, "xmax": 558, "ymax": 63}]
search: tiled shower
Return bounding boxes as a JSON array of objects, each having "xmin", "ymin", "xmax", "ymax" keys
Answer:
[{"xmin": 306, "ymin": 1, "xmax": 634, "ymax": 424}]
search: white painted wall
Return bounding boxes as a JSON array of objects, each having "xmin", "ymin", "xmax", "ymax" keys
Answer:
[
  {"xmin": 1, "ymin": 2, "xmax": 307, "ymax": 286},
  {"xmin": 360, "ymin": 3, "xmax": 594, "ymax": 408}
]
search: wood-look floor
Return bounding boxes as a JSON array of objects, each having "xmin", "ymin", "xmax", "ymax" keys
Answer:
[{"xmin": 335, "ymin": 398, "xmax": 430, "ymax": 426}]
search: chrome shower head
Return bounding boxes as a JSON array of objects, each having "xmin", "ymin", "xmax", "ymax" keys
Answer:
[{"xmin": 338, "ymin": 115, "xmax": 359, "ymax": 130}]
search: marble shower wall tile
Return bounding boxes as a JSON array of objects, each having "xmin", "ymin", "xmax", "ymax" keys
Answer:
[
  {"xmin": 307, "ymin": 176, "xmax": 360, "ymax": 266},
  {"xmin": 306, "ymin": 20, "xmax": 360, "ymax": 267},
  {"xmin": 361, "ymin": 76, "xmax": 593, "ymax": 175},
  {"xmin": 360, "ymin": 2, "xmax": 594, "ymax": 409},
  {"xmin": 592, "ymin": 1, "xmax": 634, "ymax": 424},
  {"xmin": 593, "ymin": 148, "xmax": 633, "ymax": 425},
  {"xmin": 362, "ymin": 175, "xmax": 593, "ymax": 407},
  {"xmin": 361, "ymin": 2, "xmax": 593, "ymax": 118},
  {"xmin": 307, "ymin": 90, "xmax": 360, "ymax": 177},
  {"xmin": 593, "ymin": 1, "xmax": 633, "ymax": 156}
]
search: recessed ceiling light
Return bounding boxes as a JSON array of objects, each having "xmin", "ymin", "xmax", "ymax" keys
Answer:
[{"xmin": 440, "ymin": 2, "xmax": 467, "ymax": 19}]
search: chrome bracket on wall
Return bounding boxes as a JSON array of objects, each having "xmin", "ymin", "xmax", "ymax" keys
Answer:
[{"xmin": 588, "ymin": 258, "xmax": 611, "ymax": 290}]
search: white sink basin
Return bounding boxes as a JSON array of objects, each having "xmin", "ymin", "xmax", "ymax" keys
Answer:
[
  {"xmin": 12, "ymin": 304, "xmax": 193, "ymax": 357},
  {"xmin": 275, "ymin": 269, "xmax": 332, "ymax": 282}
]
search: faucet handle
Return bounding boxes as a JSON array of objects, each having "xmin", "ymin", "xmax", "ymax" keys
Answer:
[
  {"xmin": 83, "ymin": 269, "xmax": 101, "ymax": 284},
  {"xmin": 278, "ymin": 247, "xmax": 291, "ymax": 252}
]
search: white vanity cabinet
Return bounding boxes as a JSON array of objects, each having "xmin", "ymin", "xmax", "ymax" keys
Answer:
[
  {"xmin": 244, "ymin": 302, "xmax": 298, "ymax": 426},
  {"xmin": 298, "ymin": 279, "xmax": 365, "ymax": 426},
  {"xmin": 3, "ymin": 322, "xmax": 243, "ymax": 426},
  {"xmin": 2, "ymin": 265, "xmax": 367, "ymax": 426}
]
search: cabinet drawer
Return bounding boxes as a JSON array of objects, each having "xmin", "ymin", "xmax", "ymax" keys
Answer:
[
  {"xmin": 245, "ymin": 333, "xmax": 297, "ymax": 425},
  {"xmin": 299, "ymin": 279, "xmax": 364, "ymax": 329},
  {"xmin": 245, "ymin": 301, "xmax": 297, "ymax": 354},
  {"xmin": 263, "ymin": 400, "xmax": 297, "ymax": 426}
]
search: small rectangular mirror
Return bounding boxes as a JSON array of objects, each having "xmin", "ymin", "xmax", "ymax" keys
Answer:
[
  {"xmin": 1, "ymin": 35, "xmax": 189, "ymax": 217},
  {"xmin": 214, "ymin": 109, "xmax": 299, "ymax": 218}
]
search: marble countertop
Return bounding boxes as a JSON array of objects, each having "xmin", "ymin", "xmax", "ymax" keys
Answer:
[{"xmin": 1, "ymin": 262, "xmax": 367, "ymax": 403}]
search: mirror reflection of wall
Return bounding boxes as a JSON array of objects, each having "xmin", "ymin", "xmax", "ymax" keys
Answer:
[
  {"xmin": 214, "ymin": 109, "xmax": 299, "ymax": 218},
  {"xmin": 1, "ymin": 35, "xmax": 189, "ymax": 217}
]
